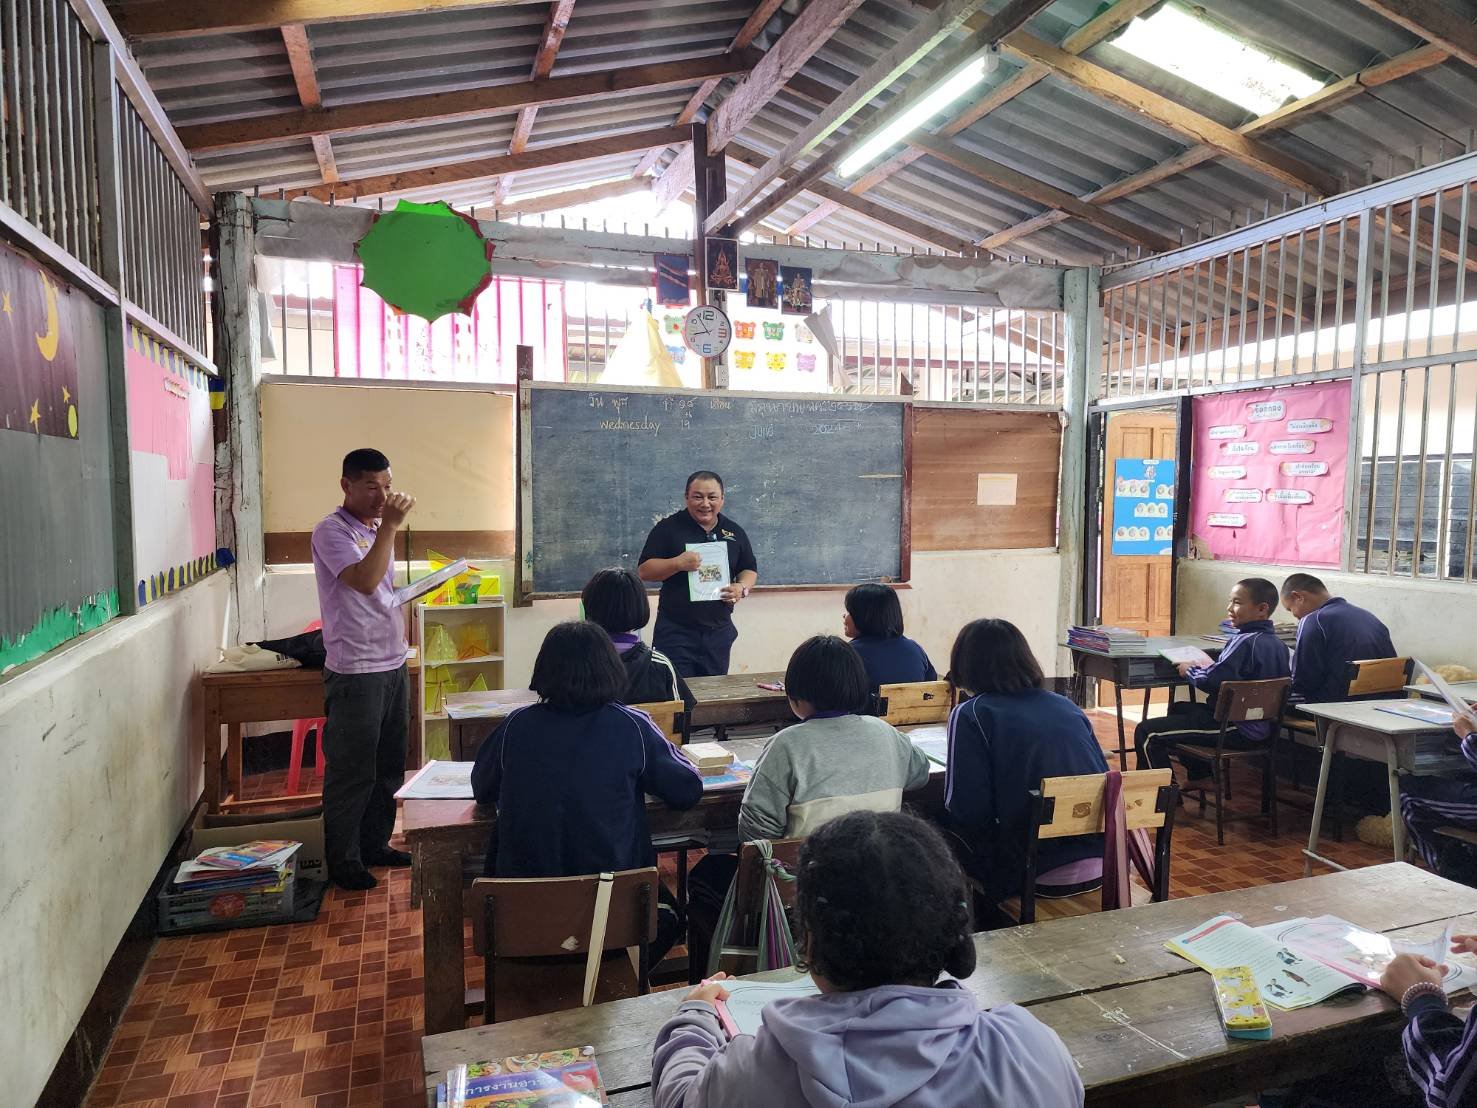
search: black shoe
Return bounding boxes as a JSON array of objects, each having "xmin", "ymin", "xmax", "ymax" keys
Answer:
[
  {"xmin": 330, "ymin": 867, "xmax": 378, "ymax": 890},
  {"xmin": 364, "ymin": 847, "xmax": 412, "ymax": 868}
]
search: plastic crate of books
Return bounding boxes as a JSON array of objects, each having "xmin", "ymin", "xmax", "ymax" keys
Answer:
[{"xmin": 156, "ymin": 861, "xmax": 297, "ymax": 935}]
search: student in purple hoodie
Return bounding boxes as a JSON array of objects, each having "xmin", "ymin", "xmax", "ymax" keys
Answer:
[{"xmin": 650, "ymin": 810, "xmax": 1084, "ymax": 1108}]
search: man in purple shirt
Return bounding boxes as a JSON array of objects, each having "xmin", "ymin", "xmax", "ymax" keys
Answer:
[{"xmin": 311, "ymin": 448, "xmax": 416, "ymax": 890}]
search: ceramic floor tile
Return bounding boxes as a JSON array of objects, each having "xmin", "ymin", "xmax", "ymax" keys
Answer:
[{"xmin": 81, "ymin": 716, "xmax": 1414, "ymax": 1106}]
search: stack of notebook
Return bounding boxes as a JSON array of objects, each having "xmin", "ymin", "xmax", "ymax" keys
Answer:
[
  {"xmin": 1067, "ymin": 626, "xmax": 1148, "ymax": 655},
  {"xmin": 172, "ymin": 840, "xmax": 301, "ymax": 894}
]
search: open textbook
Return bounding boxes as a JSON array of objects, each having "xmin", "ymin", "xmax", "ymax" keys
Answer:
[
  {"xmin": 1256, "ymin": 915, "xmax": 1477, "ymax": 995},
  {"xmin": 393, "ymin": 559, "xmax": 470, "ymax": 607},
  {"xmin": 1168, "ymin": 915, "xmax": 1361, "ymax": 1009}
]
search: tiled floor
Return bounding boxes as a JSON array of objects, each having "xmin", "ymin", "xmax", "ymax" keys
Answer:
[{"xmin": 84, "ymin": 713, "xmax": 1394, "ymax": 1107}]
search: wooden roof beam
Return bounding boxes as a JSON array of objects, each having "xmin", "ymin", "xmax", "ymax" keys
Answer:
[
  {"xmin": 982, "ymin": 43, "xmax": 1450, "ymax": 255},
  {"xmin": 279, "ymin": 125, "xmax": 689, "ymax": 202},
  {"xmin": 280, "ymin": 24, "xmax": 339, "ymax": 184},
  {"xmin": 500, "ymin": 1, "xmax": 577, "ymax": 205},
  {"xmin": 1347, "ymin": 0, "xmax": 1477, "ymax": 69},
  {"xmin": 999, "ymin": 31, "xmax": 1342, "ymax": 197},
  {"xmin": 653, "ymin": 0, "xmax": 867, "ymax": 210},
  {"xmin": 114, "ymin": 0, "xmax": 530, "ymax": 38},
  {"xmin": 779, "ymin": 0, "xmax": 1160, "ymax": 241},
  {"xmin": 179, "ymin": 51, "xmax": 757, "ymax": 152},
  {"xmin": 634, "ymin": 0, "xmax": 786, "ymax": 179}
]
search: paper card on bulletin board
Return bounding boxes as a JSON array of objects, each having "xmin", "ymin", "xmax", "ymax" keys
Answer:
[
  {"xmin": 1112, "ymin": 459, "xmax": 1175, "ymax": 555},
  {"xmin": 1188, "ymin": 380, "xmax": 1348, "ymax": 567}
]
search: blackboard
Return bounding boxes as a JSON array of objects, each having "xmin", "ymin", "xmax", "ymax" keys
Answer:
[{"xmin": 522, "ymin": 384, "xmax": 908, "ymax": 595}]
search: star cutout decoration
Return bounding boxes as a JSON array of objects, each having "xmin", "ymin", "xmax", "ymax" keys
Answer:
[
  {"xmin": 62, "ymin": 385, "xmax": 70, "ymax": 404},
  {"xmin": 1, "ymin": 291, "xmax": 10, "ymax": 314},
  {"xmin": 28, "ymin": 399, "xmax": 40, "ymax": 429}
]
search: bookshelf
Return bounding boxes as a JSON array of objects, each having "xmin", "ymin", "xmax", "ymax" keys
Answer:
[{"xmin": 415, "ymin": 598, "xmax": 505, "ymax": 762}]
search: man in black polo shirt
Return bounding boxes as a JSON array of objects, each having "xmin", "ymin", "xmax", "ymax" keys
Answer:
[{"xmin": 637, "ymin": 470, "xmax": 759, "ymax": 678}]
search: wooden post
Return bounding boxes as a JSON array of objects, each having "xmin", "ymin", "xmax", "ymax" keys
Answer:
[
  {"xmin": 1058, "ymin": 267, "xmax": 1100, "ymax": 679},
  {"xmin": 92, "ymin": 41, "xmax": 138, "ymax": 615},
  {"xmin": 690, "ymin": 123, "xmax": 729, "ymax": 389},
  {"xmin": 513, "ymin": 344, "xmax": 534, "ymax": 606},
  {"xmin": 214, "ymin": 191, "xmax": 267, "ymax": 641}
]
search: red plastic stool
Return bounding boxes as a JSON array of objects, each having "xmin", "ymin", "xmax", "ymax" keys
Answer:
[{"xmin": 285, "ymin": 620, "xmax": 326, "ymax": 793}]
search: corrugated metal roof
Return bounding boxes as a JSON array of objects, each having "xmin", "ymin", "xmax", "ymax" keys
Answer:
[{"xmin": 116, "ymin": 0, "xmax": 1477, "ymax": 260}]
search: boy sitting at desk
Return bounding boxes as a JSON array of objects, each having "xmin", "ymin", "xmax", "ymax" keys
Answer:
[
  {"xmin": 1401, "ymin": 713, "xmax": 1477, "ymax": 885},
  {"xmin": 1133, "ymin": 577, "xmax": 1290, "ymax": 789},
  {"xmin": 1279, "ymin": 573, "xmax": 1396, "ymax": 703}
]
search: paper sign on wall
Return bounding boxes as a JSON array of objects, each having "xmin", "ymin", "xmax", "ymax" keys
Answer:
[
  {"xmin": 1189, "ymin": 380, "xmax": 1349, "ymax": 567},
  {"xmin": 1112, "ymin": 458, "xmax": 1175, "ymax": 555},
  {"xmin": 976, "ymin": 473, "xmax": 1018, "ymax": 506}
]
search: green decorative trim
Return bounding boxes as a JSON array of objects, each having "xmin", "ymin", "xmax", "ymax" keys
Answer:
[{"xmin": 0, "ymin": 589, "xmax": 119, "ymax": 674}]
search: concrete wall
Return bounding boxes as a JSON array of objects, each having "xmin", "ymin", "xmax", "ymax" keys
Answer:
[
  {"xmin": 0, "ymin": 573, "xmax": 229, "ymax": 1107},
  {"xmin": 265, "ymin": 548, "xmax": 1067, "ymax": 685},
  {"xmin": 1177, "ymin": 557, "xmax": 1477, "ymax": 668}
]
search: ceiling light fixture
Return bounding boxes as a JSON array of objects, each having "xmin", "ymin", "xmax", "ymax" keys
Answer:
[
  {"xmin": 1112, "ymin": 4, "xmax": 1323, "ymax": 115},
  {"xmin": 838, "ymin": 48, "xmax": 1000, "ymax": 179}
]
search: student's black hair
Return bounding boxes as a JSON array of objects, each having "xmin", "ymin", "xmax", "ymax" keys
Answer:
[
  {"xmin": 844, "ymin": 582, "xmax": 905, "ymax": 639},
  {"xmin": 1280, "ymin": 572, "xmax": 1327, "ymax": 597},
  {"xmin": 1237, "ymin": 577, "xmax": 1280, "ymax": 614},
  {"xmin": 342, "ymin": 448, "xmax": 391, "ymax": 479},
  {"xmin": 947, "ymin": 618, "xmax": 1043, "ymax": 697},
  {"xmin": 795, "ymin": 810, "xmax": 975, "ymax": 991},
  {"xmin": 783, "ymin": 635, "xmax": 873, "ymax": 714},
  {"xmin": 581, "ymin": 567, "xmax": 651, "ymax": 635},
  {"xmin": 529, "ymin": 621, "xmax": 627, "ymax": 714},
  {"xmin": 685, "ymin": 470, "xmax": 724, "ymax": 493}
]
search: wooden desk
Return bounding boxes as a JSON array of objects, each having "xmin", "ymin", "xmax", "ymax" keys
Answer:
[
  {"xmin": 1064, "ymin": 636, "xmax": 1222, "ymax": 767},
  {"xmin": 1299, "ymin": 699, "xmax": 1469, "ymax": 875},
  {"xmin": 1408, "ymin": 680, "xmax": 1477, "ymax": 705},
  {"xmin": 200, "ymin": 660, "xmax": 421, "ymax": 813},
  {"xmin": 443, "ymin": 673, "xmax": 793, "ymax": 761},
  {"xmin": 404, "ymin": 735, "xmax": 945, "ymax": 1036},
  {"xmin": 422, "ymin": 864, "xmax": 1477, "ymax": 1106}
]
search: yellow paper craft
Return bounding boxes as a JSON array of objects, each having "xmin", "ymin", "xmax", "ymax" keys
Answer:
[
  {"xmin": 423, "ymin": 623, "xmax": 457, "ymax": 664},
  {"xmin": 466, "ymin": 673, "xmax": 490, "ymax": 692},
  {"xmin": 455, "ymin": 622, "xmax": 493, "ymax": 660}
]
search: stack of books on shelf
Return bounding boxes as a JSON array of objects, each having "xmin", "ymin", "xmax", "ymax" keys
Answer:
[{"xmin": 1067, "ymin": 625, "xmax": 1148, "ymax": 655}]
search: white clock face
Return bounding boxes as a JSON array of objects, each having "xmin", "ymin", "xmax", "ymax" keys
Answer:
[{"xmin": 682, "ymin": 305, "xmax": 732, "ymax": 359}]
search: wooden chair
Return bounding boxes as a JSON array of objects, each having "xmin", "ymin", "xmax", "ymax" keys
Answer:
[
  {"xmin": 707, "ymin": 838, "xmax": 804, "ymax": 978},
  {"xmin": 629, "ymin": 699, "xmax": 689, "ymax": 746},
  {"xmin": 466, "ymin": 867, "xmax": 658, "ymax": 1025},
  {"xmin": 1345, "ymin": 656, "xmax": 1414, "ymax": 698},
  {"xmin": 875, "ymin": 680, "xmax": 954, "ymax": 726},
  {"xmin": 999, "ymin": 769, "xmax": 1178, "ymax": 925},
  {"xmin": 1166, "ymin": 677, "xmax": 1292, "ymax": 845}
]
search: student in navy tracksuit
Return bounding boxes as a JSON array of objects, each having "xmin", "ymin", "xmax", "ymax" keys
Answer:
[
  {"xmin": 1134, "ymin": 577, "xmax": 1290, "ymax": 784},
  {"xmin": 471, "ymin": 621, "xmax": 703, "ymax": 959},
  {"xmin": 1380, "ymin": 935, "xmax": 1477, "ymax": 1108},
  {"xmin": 1402, "ymin": 713, "xmax": 1477, "ymax": 883},
  {"xmin": 1280, "ymin": 573, "xmax": 1397, "ymax": 703},
  {"xmin": 843, "ymin": 582, "xmax": 937, "ymax": 689},
  {"xmin": 582, "ymin": 567, "xmax": 695, "ymax": 710},
  {"xmin": 944, "ymin": 618, "xmax": 1109, "ymax": 906}
]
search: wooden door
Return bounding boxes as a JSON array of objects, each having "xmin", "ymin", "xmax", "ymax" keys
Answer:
[{"xmin": 1100, "ymin": 411, "xmax": 1178, "ymax": 705}]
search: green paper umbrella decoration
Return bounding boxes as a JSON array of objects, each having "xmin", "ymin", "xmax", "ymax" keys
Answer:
[{"xmin": 354, "ymin": 199, "xmax": 494, "ymax": 322}]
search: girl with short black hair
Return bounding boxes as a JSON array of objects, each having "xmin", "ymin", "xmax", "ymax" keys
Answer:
[
  {"xmin": 945, "ymin": 618, "xmax": 1109, "ymax": 909},
  {"xmin": 581, "ymin": 567, "xmax": 694, "ymax": 709},
  {"xmin": 843, "ymin": 582, "xmax": 937, "ymax": 688},
  {"xmin": 652, "ymin": 810, "xmax": 1084, "ymax": 1107},
  {"xmin": 472, "ymin": 621, "xmax": 702, "ymax": 882}
]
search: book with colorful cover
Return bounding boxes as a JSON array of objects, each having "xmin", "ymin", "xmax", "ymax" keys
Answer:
[
  {"xmin": 446, "ymin": 1045, "xmax": 606, "ymax": 1107},
  {"xmin": 700, "ymin": 761, "xmax": 753, "ymax": 791},
  {"xmin": 193, "ymin": 840, "xmax": 301, "ymax": 871}
]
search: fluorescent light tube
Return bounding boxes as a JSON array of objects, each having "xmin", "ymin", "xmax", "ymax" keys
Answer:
[{"xmin": 838, "ymin": 57, "xmax": 988, "ymax": 178}]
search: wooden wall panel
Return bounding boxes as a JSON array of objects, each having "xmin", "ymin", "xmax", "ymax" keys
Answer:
[{"xmin": 911, "ymin": 407, "xmax": 1062, "ymax": 551}]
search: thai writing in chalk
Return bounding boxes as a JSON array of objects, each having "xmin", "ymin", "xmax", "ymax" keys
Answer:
[
  {"xmin": 1287, "ymin": 417, "xmax": 1332, "ymax": 434},
  {"xmin": 1209, "ymin": 424, "xmax": 1246, "ymax": 439},
  {"xmin": 1280, "ymin": 460, "xmax": 1328, "ymax": 476},
  {"xmin": 1207, "ymin": 513, "xmax": 1247, "ymax": 527},
  {"xmin": 1270, "ymin": 439, "xmax": 1315, "ymax": 454},
  {"xmin": 1224, "ymin": 489, "xmax": 1264, "ymax": 504},
  {"xmin": 1208, "ymin": 465, "xmax": 1247, "ymax": 479},
  {"xmin": 1247, "ymin": 400, "xmax": 1285, "ymax": 422},
  {"xmin": 1269, "ymin": 489, "xmax": 1313, "ymax": 504},
  {"xmin": 1222, "ymin": 441, "xmax": 1259, "ymax": 456}
]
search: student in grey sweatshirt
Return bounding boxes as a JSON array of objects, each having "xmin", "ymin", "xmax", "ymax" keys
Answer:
[
  {"xmin": 652, "ymin": 810, "xmax": 1084, "ymax": 1108},
  {"xmin": 685, "ymin": 636, "xmax": 932, "ymax": 974}
]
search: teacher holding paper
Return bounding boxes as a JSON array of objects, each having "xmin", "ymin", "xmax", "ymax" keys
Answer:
[{"xmin": 638, "ymin": 470, "xmax": 758, "ymax": 677}]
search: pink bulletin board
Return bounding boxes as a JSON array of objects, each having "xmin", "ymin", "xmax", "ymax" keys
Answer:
[
  {"xmin": 126, "ymin": 325, "xmax": 220, "ymax": 606},
  {"xmin": 1188, "ymin": 379, "xmax": 1350, "ymax": 567}
]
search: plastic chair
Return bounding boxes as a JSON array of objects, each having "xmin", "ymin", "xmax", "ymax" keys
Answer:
[{"xmin": 286, "ymin": 621, "xmax": 327, "ymax": 793}]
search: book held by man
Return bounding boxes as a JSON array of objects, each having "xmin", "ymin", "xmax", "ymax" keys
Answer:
[{"xmin": 686, "ymin": 541, "xmax": 730, "ymax": 602}]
